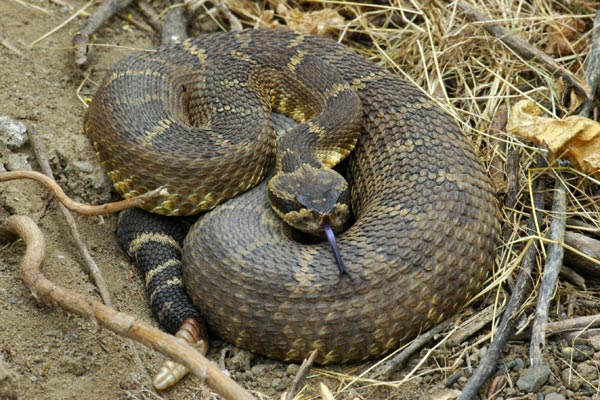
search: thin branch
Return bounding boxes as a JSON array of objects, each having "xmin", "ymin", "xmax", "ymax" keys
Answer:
[
  {"xmin": 136, "ymin": 0, "xmax": 162, "ymax": 33},
  {"xmin": 513, "ymin": 314, "xmax": 600, "ymax": 340},
  {"xmin": 529, "ymin": 178, "xmax": 566, "ymax": 367},
  {"xmin": 579, "ymin": 10, "xmax": 600, "ymax": 116},
  {"xmin": 0, "ymin": 170, "xmax": 166, "ymax": 215},
  {"xmin": 161, "ymin": 4, "xmax": 189, "ymax": 44},
  {"xmin": 284, "ymin": 350, "xmax": 318, "ymax": 400},
  {"xmin": 371, "ymin": 318, "xmax": 454, "ymax": 379},
  {"xmin": 27, "ymin": 127, "xmax": 113, "ymax": 307},
  {"xmin": 72, "ymin": 0, "xmax": 134, "ymax": 66},
  {"xmin": 2, "ymin": 215, "xmax": 256, "ymax": 400}
]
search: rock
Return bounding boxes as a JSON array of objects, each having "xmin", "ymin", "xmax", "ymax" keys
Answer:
[
  {"xmin": 560, "ymin": 367, "xmax": 585, "ymax": 391},
  {"xmin": 588, "ymin": 335, "xmax": 600, "ymax": 352},
  {"xmin": 71, "ymin": 160, "xmax": 95, "ymax": 174},
  {"xmin": 250, "ymin": 363, "xmax": 269, "ymax": 375},
  {"xmin": 5, "ymin": 153, "xmax": 31, "ymax": 171},
  {"xmin": 516, "ymin": 365, "xmax": 551, "ymax": 392},
  {"xmin": 286, "ymin": 363, "xmax": 299, "ymax": 376},
  {"xmin": 561, "ymin": 344, "xmax": 593, "ymax": 362},
  {"xmin": 498, "ymin": 357, "xmax": 525, "ymax": 372},
  {"xmin": 576, "ymin": 360, "xmax": 597, "ymax": 381},
  {"xmin": 0, "ymin": 116, "xmax": 27, "ymax": 149},
  {"xmin": 0, "ymin": 360, "xmax": 20, "ymax": 399},
  {"xmin": 544, "ymin": 393, "xmax": 566, "ymax": 400},
  {"xmin": 514, "ymin": 357, "xmax": 525, "ymax": 370},
  {"xmin": 226, "ymin": 349, "xmax": 251, "ymax": 371},
  {"xmin": 429, "ymin": 389, "xmax": 461, "ymax": 400}
]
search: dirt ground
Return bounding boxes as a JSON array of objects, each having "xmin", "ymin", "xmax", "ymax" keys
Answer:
[{"xmin": 1, "ymin": 1, "xmax": 599, "ymax": 400}]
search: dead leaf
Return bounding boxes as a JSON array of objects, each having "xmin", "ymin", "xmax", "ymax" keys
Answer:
[
  {"xmin": 506, "ymin": 100, "xmax": 600, "ymax": 178},
  {"xmin": 545, "ymin": 17, "xmax": 587, "ymax": 57}
]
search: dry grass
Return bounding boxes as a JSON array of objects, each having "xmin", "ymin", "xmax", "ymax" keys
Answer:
[{"xmin": 203, "ymin": 1, "xmax": 600, "ymax": 398}]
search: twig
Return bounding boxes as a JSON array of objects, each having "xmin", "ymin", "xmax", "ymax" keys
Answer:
[
  {"xmin": 161, "ymin": 4, "xmax": 188, "ymax": 44},
  {"xmin": 371, "ymin": 318, "xmax": 453, "ymax": 379},
  {"xmin": 458, "ymin": 160, "xmax": 547, "ymax": 400},
  {"xmin": 136, "ymin": 0, "xmax": 162, "ymax": 33},
  {"xmin": 563, "ymin": 231, "xmax": 600, "ymax": 280},
  {"xmin": 579, "ymin": 10, "xmax": 600, "ymax": 116},
  {"xmin": 1, "ymin": 215, "xmax": 256, "ymax": 400},
  {"xmin": 31, "ymin": 0, "xmax": 96, "ymax": 49},
  {"xmin": 513, "ymin": 314, "xmax": 600, "ymax": 340},
  {"xmin": 558, "ymin": 265, "xmax": 586, "ymax": 290},
  {"xmin": 284, "ymin": 350, "xmax": 318, "ymax": 400},
  {"xmin": 446, "ymin": 303, "xmax": 502, "ymax": 347},
  {"xmin": 117, "ymin": 10, "xmax": 155, "ymax": 34},
  {"xmin": 215, "ymin": 0, "xmax": 243, "ymax": 31},
  {"xmin": 567, "ymin": 218, "xmax": 600, "ymax": 236},
  {"xmin": 72, "ymin": 0, "xmax": 134, "ymax": 66},
  {"xmin": 0, "ymin": 170, "xmax": 166, "ymax": 215},
  {"xmin": 27, "ymin": 127, "xmax": 113, "ymax": 307},
  {"xmin": 0, "ymin": 34, "xmax": 47, "ymax": 73},
  {"xmin": 529, "ymin": 178, "xmax": 566, "ymax": 367},
  {"xmin": 454, "ymin": 1, "xmax": 589, "ymax": 98}
]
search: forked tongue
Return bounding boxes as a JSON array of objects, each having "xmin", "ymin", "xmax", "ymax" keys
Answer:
[{"xmin": 323, "ymin": 225, "xmax": 351, "ymax": 279}]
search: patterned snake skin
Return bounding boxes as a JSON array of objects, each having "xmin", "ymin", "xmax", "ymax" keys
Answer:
[{"xmin": 85, "ymin": 29, "xmax": 499, "ymax": 364}]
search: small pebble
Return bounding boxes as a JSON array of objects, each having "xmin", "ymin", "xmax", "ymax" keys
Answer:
[
  {"xmin": 545, "ymin": 393, "xmax": 566, "ymax": 400},
  {"xmin": 250, "ymin": 364, "xmax": 268, "ymax": 375},
  {"xmin": 5, "ymin": 153, "xmax": 31, "ymax": 171},
  {"xmin": 71, "ymin": 161, "xmax": 95, "ymax": 174},
  {"xmin": 516, "ymin": 365, "xmax": 551, "ymax": 392},
  {"xmin": 0, "ymin": 116, "xmax": 27, "ymax": 149},
  {"xmin": 286, "ymin": 363, "xmax": 299, "ymax": 376}
]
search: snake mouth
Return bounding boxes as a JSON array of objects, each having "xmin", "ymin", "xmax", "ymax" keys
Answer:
[{"xmin": 323, "ymin": 224, "xmax": 351, "ymax": 279}]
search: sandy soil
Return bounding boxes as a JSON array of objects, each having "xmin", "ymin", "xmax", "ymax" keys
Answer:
[{"xmin": 1, "ymin": 2, "xmax": 598, "ymax": 400}]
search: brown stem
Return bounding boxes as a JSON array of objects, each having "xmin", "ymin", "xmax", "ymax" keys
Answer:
[
  {"xmin": 285, "ymin": 350, "xmax": 319, "ymax": 400},
  {"xmin": 72, "ymin": 0, "xmax": 134, "ymax": 66},
  {"xmin": 27, "ymin": 127, "xmax": 113, "ymax": 307},
  {"xmin": 0, "ymin": 170, "xmax": 165, "ymax": 215},
  {"xmin": 372, "ymin": 318, "xmax": 453, "ymax": 379},
  {"xmin": 2, "ymin": 215, "xmax": 256, "ymax": 400},
  {"xmin": 161, "ymin": 5, "xmax": 188, "ymax": 44},
  {"xmin": 529, "ymin": 179, "xmax": 567, "ymax": 367}
]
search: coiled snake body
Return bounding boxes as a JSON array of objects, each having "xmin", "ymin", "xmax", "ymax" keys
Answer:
[{"xmin": 85, "ymin": 29, "xmax": 499, "ymax": 364}]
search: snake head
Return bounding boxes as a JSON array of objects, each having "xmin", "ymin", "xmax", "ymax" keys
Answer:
[{"xmin": 267, "ymin": 163, "xmax": 350, "ymax": 237}]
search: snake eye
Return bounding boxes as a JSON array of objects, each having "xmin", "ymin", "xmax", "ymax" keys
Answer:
[
  {"xmin": 295, "ymin": 189, "xmax": 341, "ymax": 213},
  {"xmin": 295, "ymin": 193, "xmax": 311, "ymax": 210}
]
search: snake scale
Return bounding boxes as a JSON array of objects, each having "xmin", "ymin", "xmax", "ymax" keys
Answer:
[{"xmin": 84, "ymin": 29, "xmax": 499, "ymax": 364}]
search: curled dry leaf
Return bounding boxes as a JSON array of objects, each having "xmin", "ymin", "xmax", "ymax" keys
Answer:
[
  {"xmin": 544, "ymin": 17, "xmax": 587, "ymax": 57},
  {"xmin": 506, "ymin": 100, "xmax": 600, "ymax": 178}
]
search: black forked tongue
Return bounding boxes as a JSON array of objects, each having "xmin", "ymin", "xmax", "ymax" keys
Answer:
[{"xmin": 323, "ymin": 225, "xmax": 351, "ymax": 280}]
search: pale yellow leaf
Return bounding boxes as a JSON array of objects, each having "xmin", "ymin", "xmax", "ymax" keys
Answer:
[{"xmin": 506, "ymin": 100, "xmax": 600, "ymax": 178}]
